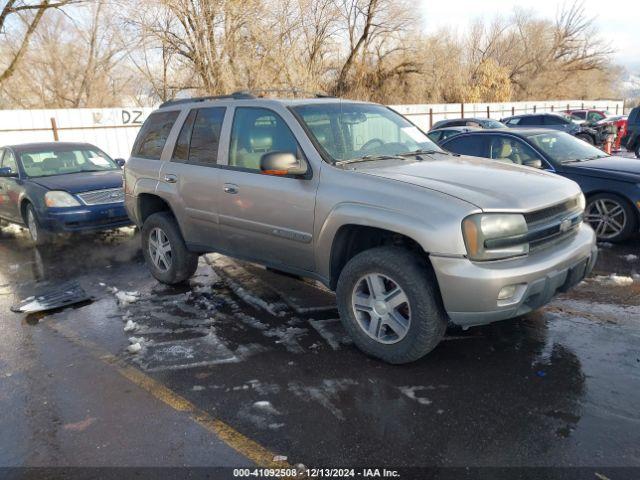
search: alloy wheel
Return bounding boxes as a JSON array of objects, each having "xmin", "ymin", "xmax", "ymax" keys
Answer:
[
  {"xmin": 27, "ymin": 209, "xmax": 38, "ymax": 242},
  {"xmin": 351, "ymin": 273, "xmax": 411, "ymax": 344},
  {"xmin": 148, "ymin": 227, "xmax": 172, "ymax": 272},
  {"xmin": 584, "ymin": 198, "xmax": 627, "ymax": 239}
]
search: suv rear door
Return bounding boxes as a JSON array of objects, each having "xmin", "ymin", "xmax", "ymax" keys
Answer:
[
  {"xmin": 159, "ymin": 106, "xmax": 227, "ymax": 249},
  {"xmin": 216, "ymin": 106, "xmax": 318, "ymax": 272}
]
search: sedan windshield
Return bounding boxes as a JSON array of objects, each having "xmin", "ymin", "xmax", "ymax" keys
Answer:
[
  {"xmin": 19, "ymin": 147, "xmax": 118, "ymax": 178},
  {"xmin": 292, "ymin": 103, "xmax": 442, "ymax": 163},
  {"xmin": 526, "ymin": 131, "xmax": 609, "ymax": 164}
]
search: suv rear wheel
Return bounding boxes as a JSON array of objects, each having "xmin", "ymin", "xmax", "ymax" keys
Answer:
[
  {"xmin": 336, "ymin": 246, "xmax": 447, "ymax": 364},
  {"xmin": 141, "ymin": 212, "xmax": 198, "ymax": 284}
]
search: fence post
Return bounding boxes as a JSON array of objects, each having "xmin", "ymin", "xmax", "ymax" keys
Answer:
[
  {"xmin": 486, "ymin": 106, "xmax": 490, "ymax": 118},
  {"xmin": 460, "ymin": 103, "xmax": 464, "ymax": 118},
  {"xmin": 429, "ymin": 108, "xmax": 433, "ymax": 129},
  {"xmin": 533, "ymin": 105, "xmax": 537, "ymax": 113},
  {"xmin": 581, "ymin": 102, "xmax": 584, "ymax": 109},
  {"xmin": 550, "ymin": 105, "xmax": 554, "ymax": 112},
  {"xmin": 50, "ymin": 118, "xmax": 59, "ymax": 141},
  {"xmin": 566, "ymin": 103, "xmax": 570, "ymax": 112},
  {"xmin": 616, "ymin": 104, "xmax": 619, "ymax": 115},
  {"xmin": 511, "ymin": 106, "xmax": 515, "ymax": 116}
]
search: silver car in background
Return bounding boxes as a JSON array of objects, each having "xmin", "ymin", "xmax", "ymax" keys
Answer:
[{"xmin": 124, "ymin": 93, "xmax": 597, "ymax": 364}]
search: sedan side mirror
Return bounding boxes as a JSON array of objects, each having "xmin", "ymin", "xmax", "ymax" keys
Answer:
[
  {"xmin": 260, "ymin": 152, "xmax": 308, "ymax": 177},
  {"xmin": 0, "ymin": 167, "xmax": 17, "ymax": 177},
  {"xmin": 524, "ymin": 159, "xmax": 543, "ymax": 169},
  {"xmin": 115, "ymin": 158, "xmax": 126, "ymax": 168}
]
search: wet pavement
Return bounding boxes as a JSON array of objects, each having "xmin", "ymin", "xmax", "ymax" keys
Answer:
[{"xmin": 0, "ymin": 224, "xmax": 639, "ymax": 476}]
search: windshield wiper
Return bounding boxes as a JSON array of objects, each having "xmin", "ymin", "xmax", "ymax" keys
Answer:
[
  {"xmin": 334, "ymin": 154, "xmax": 407, "ymax": 166},
  {"xmin": 398, "ymin": 148, "xmax": 444, "ymax": 157}
]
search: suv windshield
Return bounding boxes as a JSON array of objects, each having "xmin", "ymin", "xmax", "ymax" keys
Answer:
[
  {"xmin": 292, "ymin": 103, "xmax": 442, "ymax": 163},
  {"xmin": 527, "ymin": 131, "xmax": 608, "ymax": 164},
  {"xmin": 19, "ymin": 147, "xmax": 118, "ymax": 178}
]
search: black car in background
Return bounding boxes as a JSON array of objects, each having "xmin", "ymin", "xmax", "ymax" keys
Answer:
[
  {"xmin": 426, "ymin": 126, "xmax": 479, "ymax": 145},
  {"xmin": 430, "ymin": 117, "xmax": 507, "ymax": 130},
  {"xmin": 441, "ymin": 129, "xmax": 640, "ymax": 242},
  {"xmin": 500, "ymin": 113, "xmax": 601, "ymax": 145},
  {"xmin": 621, "ymin": 106, "xmax": 640, "ymax": 158}
]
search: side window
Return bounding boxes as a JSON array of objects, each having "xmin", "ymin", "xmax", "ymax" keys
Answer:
[
  {"xmin": 229, "ymin": 108, "xmax": 299, "ymax": 171},
  {"xmin": 505, "ymin": 118, "xmax": 521, "ymax": 125},
  {"xmin": 571, "ymin": 111, "xmax": 586, "ymax": 120},
  {"xmin": 442, "ymin": 135, "xmax": 487, "ymax": 157},
  {"xmin": 588, "ymin": 112, "xmax": 604, "ymax": 122},
  {"xmin": 172, "ymin": 110, "xmax": 197, "ymax": 163},
  {"xmin": 427, "ymin": 131, "xmax": 442, "ymax": 143},
  {"xmin": 2, "ymin": 150, "xmax": 18, "ymax": 173},
  {"xmin": 519, "ymin": 116, "xmax": 542, "ymax": 126},
  {"xmin": 488, "ymin": 137, "xmax": 542, "ymax": 166},
  {"xmin": 188, "ymin": 108, "xmax": 226, "ymax": 165},
  {"xmin": 132, "ymin": 110, "xmax": 179, "ymax": 159},
  {"xmin": 544, "ymin": 115, "xmax": 568, "ymax": 126}
]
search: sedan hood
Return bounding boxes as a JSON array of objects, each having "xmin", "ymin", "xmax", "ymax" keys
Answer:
[
  {"xmin": 353, "ymin": 154, "xmax": 581, "ymax": 211},
  {"xmin": 560, "ymin": 156, "xmax": 640, "ymax": 180},
  {"xmin": 30, "ymin": 170, "xmax": 124, "ymax": 194}
]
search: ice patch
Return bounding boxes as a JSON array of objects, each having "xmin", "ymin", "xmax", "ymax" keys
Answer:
[
  {"xmin": 623, "ymin": 254, "xmax": 639, "ymax": 262},
  {"xmin": 288, "ymin": 379, "xmax": 357, "ymax": 420},
  {"xmin": 192, "ymin": 385, "xmax": 205, "ymax": 392},
  {"xmin": 253, "ymin": 401, "xmax": 281, "ymax": 415},
  {"xmin": 123, "ymin": 319, "xmax": 138, "ymax": 332},
  {"xmin": 115, "ymin": 290, "xmax": 141, "ymax": 306},
  {"xmin": 398, "ymin": 386, "xmax": 433, "ymax": 405},
  {"xmin": 593, "ymin": 274, "xmax": 634, "ymax": 287}
]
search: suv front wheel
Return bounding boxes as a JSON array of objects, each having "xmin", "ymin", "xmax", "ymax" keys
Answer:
[
  {"xmin": 336, "ymin": 246, "xmax": 447, "ymax": 364},
  {"xmin": 141, "ymin": 212, "xmax": 198, "ymax": 284}
]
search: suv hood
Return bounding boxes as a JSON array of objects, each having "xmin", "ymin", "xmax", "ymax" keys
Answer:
[
  {"xmin": 353, "ymin": 154, "xmax": 580, "ymax": 211},
  {"xmin": 30, "ymin": 170, "xmax": 124, "ymax": 194}
]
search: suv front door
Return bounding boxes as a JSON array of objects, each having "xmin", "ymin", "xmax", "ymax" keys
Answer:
[{"xmin": 217, "ymin": 106, "xmax": 318, "ymax": 272}]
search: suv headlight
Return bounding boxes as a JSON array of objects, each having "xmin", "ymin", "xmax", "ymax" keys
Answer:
[
  {"xmin": 577, "ymin": 192, "xmax": 586, "ymax": 212},
  {"xmin": 44, "ymin": 191, "xmax": 81, "ymax": 207},
  {"xmin": 462, "ymin": 213, "xmax": 529, "ymax": 261}
]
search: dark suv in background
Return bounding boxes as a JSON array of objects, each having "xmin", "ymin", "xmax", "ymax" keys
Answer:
[
  {"xmin": 501, "ymin": 113, "xmax": 600, "ymax": 145},
  {"xmin": 622, "ymin": 106, "xmax": 640, "ymax": 157}
]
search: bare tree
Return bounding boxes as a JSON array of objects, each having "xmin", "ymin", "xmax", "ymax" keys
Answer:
[{"xmin": 0, "ymin": 0, "xmax": 82, "ymax": 84}]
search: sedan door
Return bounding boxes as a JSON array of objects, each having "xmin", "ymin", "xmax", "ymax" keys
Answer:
[
  {"xmin": 217, "ymin": 106, "xmax": 318, "ymax": 273},
  {"xmin": 0, "ymin": 149, "xmax": 22, "ymax": 222}
]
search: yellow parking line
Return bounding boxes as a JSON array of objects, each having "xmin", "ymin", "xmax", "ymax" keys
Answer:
[{"xmin": 45, "ymin": 320, "xmax": 286, "ymax": 468}]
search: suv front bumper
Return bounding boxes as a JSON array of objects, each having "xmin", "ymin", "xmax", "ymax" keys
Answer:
[{"xmin": 430, "ymin": 223, "xmax": 597, "ymax": 327}]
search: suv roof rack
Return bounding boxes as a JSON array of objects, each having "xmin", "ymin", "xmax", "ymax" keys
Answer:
[
  {"xmin": 159, "ymin": 88, "xmax": 334, "ymax": 108},
  {"xmin": 159, "ymin": 92, "xmax": 256, "ymax": 108}
]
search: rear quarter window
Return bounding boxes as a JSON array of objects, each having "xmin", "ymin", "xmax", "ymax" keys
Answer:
[
  {"xmin": 442, "ymin": 135, "xmax": 488, "ymax": 157},
  {"xmin": 132, "ymin": 110, "xmax": 180, "ymax": 159}
]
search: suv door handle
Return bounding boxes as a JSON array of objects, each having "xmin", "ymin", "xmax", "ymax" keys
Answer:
[
  {"xmin": 223, "ymin": 184, "xmax": 238, "ymax": 194},
  {"xmin": 164, "ymin": 174, "xmax": 177, "ymax": 183}
]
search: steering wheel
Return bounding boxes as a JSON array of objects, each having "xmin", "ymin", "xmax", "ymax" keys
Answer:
[{"xmin": 360, "ymin": 138, "xmax": 385, "ymax": 152}]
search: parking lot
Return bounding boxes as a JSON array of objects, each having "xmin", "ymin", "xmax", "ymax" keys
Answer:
[{"xmin": 0, "ymin": 223, "xmax": 639, "ymax": 477}]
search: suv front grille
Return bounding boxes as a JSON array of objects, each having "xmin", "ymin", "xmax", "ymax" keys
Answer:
[
  {"xmin": 525, "ymin": 198, "xmax": 582, "ymax": 252},
  {"xmin": 77, "ymin": 188, "xmax": 124, "ymax": 205}
]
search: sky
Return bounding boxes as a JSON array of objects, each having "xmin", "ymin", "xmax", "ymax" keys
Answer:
[{"xmin": 420, "ymin": 0, "xmax": 640, "ymax": 71}]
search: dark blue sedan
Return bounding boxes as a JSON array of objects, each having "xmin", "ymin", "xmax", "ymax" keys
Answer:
[
  {"xmin": 0, "ymin": 142, "xmax": 131, "ymax": 244},
  {"xmin": 441, "ymin": 129, "xmax": 640, "ymax": 242}
]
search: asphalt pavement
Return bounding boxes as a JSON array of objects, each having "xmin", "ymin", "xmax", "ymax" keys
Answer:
[{"xmin": 0, "ymin": 223, "xmax": 639, "ymax": 479}]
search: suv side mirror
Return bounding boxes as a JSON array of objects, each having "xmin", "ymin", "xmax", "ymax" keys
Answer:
[
  {"xmin": 0, "ymin": 167, "xmax": 17, "ymax": 177},
  {"xmin": 115, "ymin": 158, "xmax": 126, "ymax": 168},
  {"xmin": 260, "ymin": 152, "xmax": 308, "ymax": 177},
  {"xmin": 524, "ymin": 159, "xmax": 543, "ymax": 169}
]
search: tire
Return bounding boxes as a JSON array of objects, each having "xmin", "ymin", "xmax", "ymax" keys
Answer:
[
  {"xmin": 141, "ymin": 212, "xmax": 198, "ymax": 284},
  {"xmin": 336, "ymin": 246, "xmax": 447, "ymax": 364},
  {"xmin": 25, "ymin": 204, "xmax": 52, "ymax": 246},
  {"xmin": 584, "ymin": 193, "xmax": 638, "ymax": 242},
  {"xmin": 576, "ymin": 133, "xmax": 594, "ymax": 145}
]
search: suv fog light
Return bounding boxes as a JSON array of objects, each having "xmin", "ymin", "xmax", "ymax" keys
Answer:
[{"xmin": 498, "ymin": 285, "xmax": 517, "ymax": 301}]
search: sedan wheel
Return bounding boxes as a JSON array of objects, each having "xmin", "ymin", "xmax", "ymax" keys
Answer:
[
  {"xmin": 148, "ymin": 227, "xmax": 172, "ymax": 272},
  {"xmin": 351, "ymin": 272, "xmax": 411, "ymax": 344},
  {"xmin": 584, "ymin": 196, "xmax": 632, "ymax": 241},
  {"xmin": 27, "ymin": 208, "xmax": 39, "ymax": 243}
]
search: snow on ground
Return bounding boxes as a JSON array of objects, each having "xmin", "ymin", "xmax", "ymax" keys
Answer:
[
  {"xmin": 622, "ymin": 254, "xmax": 639, "ymax": 262},
  {"xmin": 287, "ymin": 379, "xmax": 358, "ymax": 420},
  {"xmin": 592, "ymin": 274, "xmax": 635, "ymax": 287},
  {"xmin": 115, "ymin": 290, "xmax": 141, "ymax": 306},
  {"xmin": 123, "ymin": 319, "xmax": 138, "ymax": 332},
  {"xmin": 398, "ymin": 386, "xmax": 434, "ymax": 405}
]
